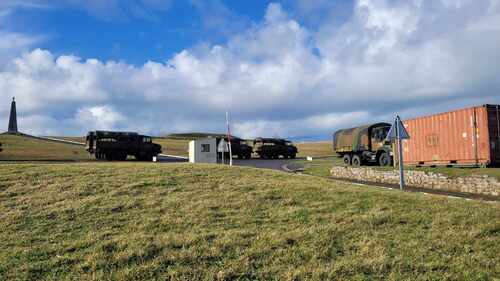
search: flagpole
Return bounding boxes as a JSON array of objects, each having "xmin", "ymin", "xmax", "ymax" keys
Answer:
[{"xmin": 226, "ymin": 111, "xmax": 233, "ymax": 166}]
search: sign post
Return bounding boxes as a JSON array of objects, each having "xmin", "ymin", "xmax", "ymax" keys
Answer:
[
  {"xmin": 226, "ymin": 111, "xmax": 233, "ymax": 166},
  {"xmin": 386, "ymin": 116, "xmax": 410, "ymax": 190}
]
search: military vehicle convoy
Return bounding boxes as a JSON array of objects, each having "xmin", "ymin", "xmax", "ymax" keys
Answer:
[
  {"xmin": 253, "ymin": 138, "xmax": 298, "ymax": 159},
  {"xmin": 86, "ymin": 131, "xmax": 161, "ymax": 161},
  {"xmin": 333, "ymin": 123, "xmax": 393, "ymax": 166},
  {"xmin": 217, "ymin": 136, "xmax": 253, "ymax": 159}
]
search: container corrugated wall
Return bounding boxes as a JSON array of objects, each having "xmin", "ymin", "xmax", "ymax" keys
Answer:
[{"xmin": 402, "ymin": 105, "xmax": 499, "ymax": 166}]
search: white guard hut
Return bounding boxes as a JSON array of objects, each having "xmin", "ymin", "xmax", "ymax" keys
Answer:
[{"xmin": 189, "ymin": 138, "xmax": 217, "ymax": 164}]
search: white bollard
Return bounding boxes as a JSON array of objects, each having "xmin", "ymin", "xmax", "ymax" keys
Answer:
[
  {"xmin": 152, "ymin": 156, "xmax": 157, "ymax": 162},
  {"xmin": 307, "ymin": 156, "xmax": 313, "ymax": 161}
]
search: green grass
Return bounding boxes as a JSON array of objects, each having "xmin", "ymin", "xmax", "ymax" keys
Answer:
[
  {"xmin": 297, "ymin": 157, "xmax": 500, "ymax": 180},
  {"xmin": 0, "ymin": 163, "xmax": 499, "ymax": 280},
  {"xmin": 0, "ymin": 134, "xmax": 92, "ymax": 161},
  {"xmin": 295, "ymin": 157, "xmax": 344, "ymax": 177}
]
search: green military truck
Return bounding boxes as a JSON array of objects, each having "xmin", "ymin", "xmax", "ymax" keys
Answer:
[
  {"xmin": 217, "ymin": 136, "xmax": 253, "ymax": 159},
  {"xmin": 253, "ymin": 138, "xmax": 298, "ymax": 159},
  {"xmin": 333, "ymin": 123, "xmax": 393, "ymax": 166},
  {"xmin": 86, "ymin": 131, "xmax": 162, "ymax": 161}
]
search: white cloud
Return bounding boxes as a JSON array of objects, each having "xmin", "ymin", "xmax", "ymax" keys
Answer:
[
  {"xmin": 1, "ymin": 1, "xmax": 500, "ymax": 139},
  {"xmin": 75, "ymin": 105, "xmax": 124, "ymax": 131}
]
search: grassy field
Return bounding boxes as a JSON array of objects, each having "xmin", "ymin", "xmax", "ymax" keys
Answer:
[
  {"xmin": 153, "ymin": 138, "xmax": 189, "ymax": 156},
  {"xmin": 0, "ymin": 163, "xmax": 499, "ymax": 280},
  {"xmin": 0, "ymin": 134, "xmax": 92, "ymax": 161},
  {"xmin": 297, "ymin": 157, "xmax": 500, "ymax": 180},
  {"xmin": 46, "ymin": 136, "xmax": 86, "ymax": 143},
  {"xmin": 296, "ymin": 141, "xmax": 333, "ymax": 158}
]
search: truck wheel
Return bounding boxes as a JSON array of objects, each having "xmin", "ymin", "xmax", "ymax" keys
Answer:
[
  {"xmin": 118, "ymin": 152, "xmax": 127, "ymax": 161},
  {"xmin": 352, "ymin": 155, "xmax": 362, "ymax": 166},
  {"xmin": 342, "ymin": 154, "xmax": 351, "ymax": 165},
  {"xmin": 105, "ymin": 153, "xmax": 113, "ymax": 161},
  {"xmin": 378, "ymin": 152, "xmax": 392, "ymax": 166}
]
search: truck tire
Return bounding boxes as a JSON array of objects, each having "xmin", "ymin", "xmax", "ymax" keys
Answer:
[
  {"xmin": 105, "ymin": 153, "xmax": 113, "ymax": 161},
  {"xmin": 378, "ymin": 152, "xmax": 392, "ymax": 166},
  {"xmin": 342, "ymin": 154, "xmax": 351, "ymax": 165},
  {"xmin": 117, "ymin": 152, "xmax": 127, "ymax": 161},
  {"xmin": 352, "ymin": 154, "xmax": 362, "ymax": 166}
]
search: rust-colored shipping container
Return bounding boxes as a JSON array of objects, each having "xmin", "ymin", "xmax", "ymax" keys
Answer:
[{"xmin": 402, "ymin": 104, "xmax": 500, "ymax": 167}]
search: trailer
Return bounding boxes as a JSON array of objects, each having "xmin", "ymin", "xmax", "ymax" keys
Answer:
[{"xmin": 402, "ymin": 104, "xmax": 500, "ymax": 167}]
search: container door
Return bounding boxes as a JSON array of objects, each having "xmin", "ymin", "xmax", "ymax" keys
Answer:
[{"xmin": 488, "ymin": 105, "xmax": 500, "ymax": 164}]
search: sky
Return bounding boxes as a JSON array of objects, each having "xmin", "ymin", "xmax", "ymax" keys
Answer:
[{"xmin": 0, "ymin": 0, "xmax": 499, "ymax": 139}]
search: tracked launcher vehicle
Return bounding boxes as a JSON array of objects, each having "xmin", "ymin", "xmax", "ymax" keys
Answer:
[
  {"xmin": 253, "ymin": 138, "xmax": 297, "ymax": 159},
  {"xmin": 333, "ymin": 123, "xmax": 393, "ymax": 166},
  {"xmin": 86, "ymin": 131, "xmax": 161, "ymax": 161}
]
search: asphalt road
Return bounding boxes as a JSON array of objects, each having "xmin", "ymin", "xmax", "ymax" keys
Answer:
[{"xmin": 156, "ymin": 155, "xmax": 295, "ymax": 172}]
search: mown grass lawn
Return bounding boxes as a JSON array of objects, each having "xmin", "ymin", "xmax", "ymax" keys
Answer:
[{"xmin": 0, "ymin": 163, "xmax": 499, "ymax": 280}]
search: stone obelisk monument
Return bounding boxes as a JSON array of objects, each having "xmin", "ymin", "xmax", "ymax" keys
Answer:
[{"xmin": 8, "ymin": 97, "xmax": 18, "ymax": 133}]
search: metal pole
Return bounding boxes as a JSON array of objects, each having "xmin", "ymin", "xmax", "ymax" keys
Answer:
[
  {"xmin": 397, "ymin": 116, "xmax": 405, "ymax": 190},
  {"xmin": 496, "ymin": 105, "xmax": 499, "ymax": 152},
  {"xmin": 221, "ymin": 139, "xmax": 224, "ymax": 164},
  {"xmin": 226, "ymin": 111, "xmax": 233, "ymax": 166}
]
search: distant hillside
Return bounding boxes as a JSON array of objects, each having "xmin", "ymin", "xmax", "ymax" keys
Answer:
[
  {"xmin": 0, "ymin": 133, "xmax": 92, "ymax": 161},
  {"xmin": 163, "ymin": 132, "xmax": 227, "ymax": 139}
]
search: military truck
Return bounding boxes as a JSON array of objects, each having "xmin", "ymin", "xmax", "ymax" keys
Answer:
[
  {"xmin": 333, "ymin": 123, "xmax": 393, "ymax": 166},
  {"xmin": 253, "ymin": 138, "xmax": 298, "ymax": 159},
  {"xmin": 217, "ymin": 136, "xmax": 253, "ymax": 159},
  {"xmin": 85, "ymin": 131, "xmax": 162, "ymax": 161}
]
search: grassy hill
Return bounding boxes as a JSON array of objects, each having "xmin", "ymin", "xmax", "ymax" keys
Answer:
[
  {"xmin": 163, "ymin": 132, "xmax": 227, "ymax": 139},
  {"xmin": 0, "ymin": 163, "xmax": 498, "ymax": 280},
  {"xmin": 0, "ymin": 134, "xmax": 92, "ymax": 161}
]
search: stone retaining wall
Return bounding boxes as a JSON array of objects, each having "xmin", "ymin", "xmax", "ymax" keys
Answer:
[{"xmin": 330, "ymin": 166, "xmax": 500, "ymax": 197}]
